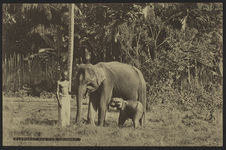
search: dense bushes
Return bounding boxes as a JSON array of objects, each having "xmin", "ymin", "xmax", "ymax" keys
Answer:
[{"xmin": 3, "ymin": 3, "xmax": 223, "ymax": 117}]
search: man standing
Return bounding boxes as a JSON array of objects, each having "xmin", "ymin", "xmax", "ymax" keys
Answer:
[{"xmin": 56, "ymin": 71, "xmax": 71, "ymax": 127}]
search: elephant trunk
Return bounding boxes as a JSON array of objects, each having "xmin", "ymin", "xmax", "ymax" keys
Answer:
[{"xmin": 75, "ymin": 85, "xmax": 86, "ymax": 123}]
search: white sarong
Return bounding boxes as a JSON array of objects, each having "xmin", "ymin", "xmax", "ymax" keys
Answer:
[{"xmin": 58, "ymin": 95, "xmax": 71, "ymax": 127}]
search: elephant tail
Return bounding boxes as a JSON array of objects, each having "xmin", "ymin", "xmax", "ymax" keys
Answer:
[
  {"xmin": 133, "ymin": 67, "xmax": 146, "ymax": 115},
  {"xmin": 140, "ymin": 76, "xmax": 146, "ymax": 126}
]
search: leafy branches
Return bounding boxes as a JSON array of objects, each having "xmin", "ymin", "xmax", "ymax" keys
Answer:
[{"xmin": 2, "ymin": 3, "xmax": 223, "ymax": 94}]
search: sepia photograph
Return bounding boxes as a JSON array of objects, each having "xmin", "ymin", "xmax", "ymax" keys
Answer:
[{"xmin": 2, "ymin": 3, "xmax": 223, "ymax": 146}]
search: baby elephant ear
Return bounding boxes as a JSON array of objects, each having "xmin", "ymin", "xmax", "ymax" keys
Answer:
[
  {"xmin": 93, "ymin": 66, "xmax": 106, "ymax": 86},
  {"xmin": 120, "ymin": 100, "xmax": 127, "ymax": 110}
]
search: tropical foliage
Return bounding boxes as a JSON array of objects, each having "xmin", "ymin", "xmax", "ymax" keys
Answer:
[{"xmin": 2, "ymin": 3, "xmax": 223, "ymax": 112}]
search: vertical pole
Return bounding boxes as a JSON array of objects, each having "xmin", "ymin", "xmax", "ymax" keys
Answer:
[
  {"xmin": 13, "ymin": 53, "xmax": 16, "ymax": 91},
  {"xmin": 68, "ymin": 4, "xmax": 75, "ymax": 92},
  {"xmin": 18, "ymin": 54, "xmax": 20, "ymax": 89}
]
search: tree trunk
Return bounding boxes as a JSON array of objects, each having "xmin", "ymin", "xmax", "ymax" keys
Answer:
[
  {"xmin": 135, "ymin": 32, "xmax": 141, "ymax": 68},
  {"xmin": 194, "ymin": 59, "xmax": 199, "ymax": 88},
  {"xmin": 187, "ymin": 65, "xmax": 191, "ymax": 89},
  {"xmin": 68, "ymin": 4, "xmax": 75, "ymax": 92}
]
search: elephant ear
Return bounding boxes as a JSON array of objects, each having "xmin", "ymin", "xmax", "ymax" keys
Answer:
[
  {"xmin": 76, "ymin": 64, "xmax": 95, "ymax": 84},
  {"xmin": 92, "ymin": 66, "xmax": 106, "ymax": 86},
  {"xmin": 83, "ymin": 65, "xmax": 106, "ymax": 87},
  {"xmin": 84, "ymin": 67, "xmax": 96, "ymax": 83}
]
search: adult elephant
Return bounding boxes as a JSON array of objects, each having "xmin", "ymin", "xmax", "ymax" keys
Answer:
[{"xmin": 75, "ymin": 61, "xmax": 146, "ymax": 126}]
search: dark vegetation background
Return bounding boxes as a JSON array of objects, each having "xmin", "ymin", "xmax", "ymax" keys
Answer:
[
  {"xmin": 2, "ymin": 3, "xmax": 223, "ymax": 146},
  {"xmin": 3, "ymin": 3, "xmax": 223, "ymax": 111}
]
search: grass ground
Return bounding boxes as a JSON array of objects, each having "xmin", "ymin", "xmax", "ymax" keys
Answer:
[{"xmin": 3, "ymin": 96, "xmax": 223, "ymax": 146}]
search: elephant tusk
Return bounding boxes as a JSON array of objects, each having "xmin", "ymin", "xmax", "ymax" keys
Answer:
[{"xmin": 83, "ymin": 89, "xmax": 89, "ymax": 99}]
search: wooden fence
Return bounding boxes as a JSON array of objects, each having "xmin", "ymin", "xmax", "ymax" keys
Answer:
[{"xmin": 2, "ymin": 53, "xmax": 59, "ymax": 92}]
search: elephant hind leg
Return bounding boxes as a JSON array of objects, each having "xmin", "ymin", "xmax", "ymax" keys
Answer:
[
  {"xmin": 139, "ymin": 112, "xmax": 145, "ymax": 127},
  {"xmin": 139, "ymin": 118, "xmax": 142, "ymax": 127},
  {"xmin": 139, "ymin": 118, "xmax": 143, "ymax": 127},
  {"xmin": 133, "ymin": 110, "xmax": 142, "ymax": 128},
  {"xmin": 133, "ymin": 119, "xmax": 139, "ymax": 128}
]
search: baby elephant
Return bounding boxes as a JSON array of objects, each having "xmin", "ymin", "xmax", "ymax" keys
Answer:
[{"xmin": 110, "ymin": 97, "xmax": 144, "ymax": 128}]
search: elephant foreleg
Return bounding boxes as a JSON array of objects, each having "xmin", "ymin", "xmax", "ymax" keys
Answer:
[
  {"xmin": 98, "ymin": 98, "xmax": 111, "ymax": 126},
  {"xmin": 98, "ymin": 84, "xmax": 112, "ymax": 126},
  {"xmin": 118, "ymin": 112, "xmax": 127, "ymax": 127},
  {"xmin": 87, "ymin": 98, "xmax": 97, "ymax": 125},
  {"xmin": 98, "ymin": 103, "xmax": 107, "ymax": 126}
]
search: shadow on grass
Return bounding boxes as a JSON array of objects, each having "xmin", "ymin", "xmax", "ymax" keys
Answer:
[
  {"xmin": 71, "ymin": 118, "xmax": 89, "ymax": 125},
  {"xmin": 149, "ymin": 118, "xmax": 164, "ymax": 123},
  {"xmin": 104, "ymin": 120, "xmax": 118, "ymax": 128},
  {"xmin": 21, "ymin": 118, "xmax": 58, "ymax": 126}
]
